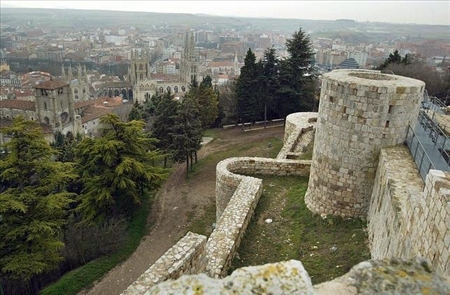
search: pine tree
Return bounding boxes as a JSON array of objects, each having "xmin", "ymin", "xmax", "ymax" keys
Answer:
[
  {"xmin": 259, "ymin": 46, "xmax": 279, "ymax": 126},
  {"xmin": 152, "ymin": 92, "xmax": 179, "ymax": 167},
  {"xmin": 197, "ymin": 75, "xmax": 219, "ymax": 129},
  {"xmin": 0, "ymin": 117, "xmax": 76, "ymax": 292},
  {"xmin": 235, "ymin": 48, "xmax": 261, "ymax": 128},
  {"xmin": 275, "ymin": 28, "xmax": 317, "ymax": 120},
  {"xmin": 170, "ymin": 96, "xmax": 203, "ymax": 176},
  {"xmin": 75, "ymin": 114, "xmax": 168, "ymax": 223}
]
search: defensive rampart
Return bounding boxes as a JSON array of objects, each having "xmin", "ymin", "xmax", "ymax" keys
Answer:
[{"xmin": 368, "ymin": 146, "xmax": 450, "ymax": 276}]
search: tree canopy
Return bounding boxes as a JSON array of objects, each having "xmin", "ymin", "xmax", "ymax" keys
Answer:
[
  {"xmin": 75, "ymin": 113, "xmax": 168, "ymax": 223},
  {"xmin": 0, "ymin": 117, "xmax": 76, "ymax": 283}
]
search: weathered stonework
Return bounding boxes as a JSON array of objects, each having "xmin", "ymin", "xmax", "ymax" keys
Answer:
[
  {"xmin": 146, "ymin": 260, "xmax": 315, "ymax": 295},
  {"xmin": 121, "ymin": 71, "xmax": 450, "ymax": 294},
  {"xmin": 147, "ymin": 258, "xmax": 449, "ymax": 295},
  {"xmin": 315, "ymin": 257, "xmax": 450, "ymax": 295},
  {"xmin": 369, "ymin": 148, "xmax": 450, "ymax": 277},
  {"xmin": 215, "ymin": 157, "xmax": 311, "ymax": 221},
  {"xmin": 306, "ymin": 69, "xmax": 425, "ymax": 217},
  {"xmin": 120, "ymin": 232, "xmax": 206, "ymax": 295},
  {"xmin": 205, "ymin": 176, "xmax": 263, "ymax": 278}
]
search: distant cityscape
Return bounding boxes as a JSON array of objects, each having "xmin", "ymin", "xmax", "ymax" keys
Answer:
[{"xmin": 0, "ymin": 8, "xmax": 449, "ymax": 140}]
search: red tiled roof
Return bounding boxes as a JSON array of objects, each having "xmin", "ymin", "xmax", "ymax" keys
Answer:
[
  {"xmin": 0, "ymin": 118, "xmax": 53, "ymax": 134},
  {"xmin": 34, "ymin": 80, "xmax": 69, "ymax": 90},
  {"xmin": 0, "ymin": 99, "xmax": 36, "ymax": 111},
  {"xmin": 81, "ymin": 105, "xmax": 114, "ymax": 124}
]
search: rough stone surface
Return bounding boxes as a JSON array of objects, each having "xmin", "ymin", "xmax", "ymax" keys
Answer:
[
  {"xmin": 146, "ymin": 260, "xmax": 315, "ymax": 295},
  {"xmin": 368, "ymin": 146, "xmax": 450, "ymax": 277},
  {"xmin": 121, "ymin": 232, "xmax": 206, "ymax": 295},
  {"xmin": 306, "ymin": 69, "xmax": 425, "ymax": 217},
  {"xmin": 319, "ymin": 257, "xmax": 450, "ymax": 295}
]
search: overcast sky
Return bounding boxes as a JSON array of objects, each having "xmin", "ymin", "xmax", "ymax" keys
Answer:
[{"xmin": 2, "ymin": 1, "xmax": 450, "ymax": 26}]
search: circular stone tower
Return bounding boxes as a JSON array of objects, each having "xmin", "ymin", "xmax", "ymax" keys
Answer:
[{"xmin": 305, "ymin": 69, "xmax": 425, "ymax": 217}]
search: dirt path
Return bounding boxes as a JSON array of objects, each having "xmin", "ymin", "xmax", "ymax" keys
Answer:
[{"xmin": 79, "ymin": 125, "xmax": 285, "ymax": 295}]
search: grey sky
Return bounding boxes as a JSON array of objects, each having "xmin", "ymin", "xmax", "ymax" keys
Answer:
[{"xmin": 2, "ymin": 1, "xmax": 450, "ymax": 26}]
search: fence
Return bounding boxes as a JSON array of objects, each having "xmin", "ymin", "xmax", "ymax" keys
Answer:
[{"xmin": 405, "ymin": 125, "xmax": 436, "ymax": 181}]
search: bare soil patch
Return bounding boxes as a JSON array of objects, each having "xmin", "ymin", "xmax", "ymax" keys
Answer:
[{"xmin": 79, "ymin": 125, "xmax": 285, "ymax": 295}]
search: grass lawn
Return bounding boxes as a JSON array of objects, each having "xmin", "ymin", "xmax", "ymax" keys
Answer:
[{"xmin": 228, "ymin": 175, "xmax": 371, "ymax": 284}]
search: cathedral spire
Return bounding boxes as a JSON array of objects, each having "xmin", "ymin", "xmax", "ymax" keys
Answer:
[
  {"xmin": 61, "ymin": 64, "xmax": 66, "ymax": 81},
  {"xmin": 68, "ymin": 64, "xmax": 73, "ymax": 80},
  {"xmin": 77, "ymin": 64, "xmax": 82, "ymax": 81}
]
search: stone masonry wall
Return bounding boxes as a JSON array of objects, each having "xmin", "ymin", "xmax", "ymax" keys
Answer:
[
  {"xmin": 368, "ymin": 146, "xmax": 450, "ymax": 276},
  {"xmin": 306, "ymin": 69, "xmax": 425, "ymax": 217},
  {"xmin": 205, "ymin": 176, "xmax": 263, "ymax": 278},
  {"xmin": 215, "ymin": 157, "xmax": 311, "ymax": 220},
  {"xmin": 121, "ymin": 232, "xmax": 207, "ymax": 295}
]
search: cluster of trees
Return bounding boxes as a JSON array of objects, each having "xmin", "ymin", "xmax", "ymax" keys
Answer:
[
  {"xmin": 0, "ymin": 115, "xmax": 168, "ymax": 294},
  {"xmin": 378, "ymin": 50, "xmax": 450, "ymax": 99},
  {"xmin": 235, "ymin": 28, "xmax": 319, "ymax": 126}
]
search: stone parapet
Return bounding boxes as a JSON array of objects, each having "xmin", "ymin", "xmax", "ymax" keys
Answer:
[
  {"xmin": 368, "ymin": 146, "xmax": 423, "ymax": 260},
  {"xmin": 279, "ymin": 112, "xmax": 317, "ymax": 160},
  {"xmin": 120, "ymin": 232, "xmax": 207, "ymax": 295},
  {"xmin": 149, "ymin": 260, "xmax": 315, "ymax": 294},
  {"xmin": 306, "ymin": 69, "xmax": 425, "ymax": 217},
  {"xmin": 145, "ymin": 258, "xmax": 449, "ymax": 295},
  {"xmin": 206, "ymin": 177, "xmax": 263, "ymax": 278},
  {"xmin": 368, "ymin": 146, "xmax": 450, "ymax": 276},
  {"xmin": 216, "ymin": 157, "xmax": 311, "ymax": 221}
]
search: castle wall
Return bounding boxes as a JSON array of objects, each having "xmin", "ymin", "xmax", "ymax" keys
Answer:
[
  {"xmin": 215, "ymin": 157, "xmax": 311, "ymax": 221},
  {"xmin": 121, "ymin": 232, "xmax": 206, "ymax": 295},
  {"xmin": 305, "ymin": 69, "xmax": 425, "ymax": 217},
  {"xmin": 368, "ymin": 146, "xmax": 450, "ymax": 276},
  {"xmin": 205, "ymin": 176, "xmax": 263, "ymax": 278}
]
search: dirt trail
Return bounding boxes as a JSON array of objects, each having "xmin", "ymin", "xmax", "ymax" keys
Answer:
[{"xmin": 79, "ymin": 125, "xmax": 284, "ymax": 295}]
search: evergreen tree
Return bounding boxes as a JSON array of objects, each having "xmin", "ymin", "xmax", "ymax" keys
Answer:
[
  {"xmin": 128, "ymin": 100, "xmax": 143, "ymax": 121},
  {"xmin": 275, "ymin": 28, "xmax": 317, "ymax": 120},
  {"xmin": 170, "ymin": 96, "xmax": 203, "ymax": 176},
  {"xmin": 259, "ymin": 46, "xmax": 279, "ymax": 126},
  {"xmin": 152, "ymin": 92, "xmax": 179, "ymax": 167},
  {"xmin": 377, "ymin": 50, "xmax": 412, "ymax": 70},
  {"xmin": 197, "ymin": 75, "xmax": 219, "ymax": 129},
  {"xmin": 235, "ymin": 48, "xmax": 261, "ymax": 127},
  {"xmin": 75, "ymin": 114, "xmax": 168, "ymax": 223},
  {"xmin": 0, "ymin": 117, "xmax": 76, "ymax": 292}
]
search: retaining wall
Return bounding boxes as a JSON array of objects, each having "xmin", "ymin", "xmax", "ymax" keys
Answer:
[{"xmin": 120, "ymin": 232, "xmax": 207, "ymax": 295}]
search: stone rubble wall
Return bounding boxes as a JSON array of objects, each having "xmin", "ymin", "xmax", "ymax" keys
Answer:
[
  {"xmin": 306, "ymin": 69, "xmax": 425, "ymax": 218},
  {"xmin": 278, "ymin": 112, "xmax": 317, "ymax": 160},
  {"xmin": 205, "ymin": 176, "xmax": 263, "ymax": 278},
  {"xmin": 215, "ymin": 157, "xmax": 312, "ymax": 220},
  {"xmin": 146, "ymin": 258, "xmax": 450, "ymax": 295},
  {"xmin": 368, "ymin": 146, "xmax": 450, "ymax": 276},
  {"xmin": 119, "ymin": 111, "xmax": 317, "ymax": 294},
  {"xmin": 120, "ymin": 232, "xmax": 207, "ymax": 295}
]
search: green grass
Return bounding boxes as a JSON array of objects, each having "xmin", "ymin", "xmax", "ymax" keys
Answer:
[
  {"xmin": 185, "ymin": 134, "xmax": 284, "ymax": 235},
  {"xmin": 203, "ymin": 128, "xmax": 221, "ymax": 138},
  {"xmin": 229, "ymin": 175, "xmax": 370, "ymax": 284},
  {"xmin": 189, "ymin": 136, "xmax": 283, "ymax": 177},
  {"xmin": 40, "ymin": 193, "xmax": 154, "ymax": 295},
  {"xmin": 299, "ymin": 137, "xmax": 315, "ymax": 160}
]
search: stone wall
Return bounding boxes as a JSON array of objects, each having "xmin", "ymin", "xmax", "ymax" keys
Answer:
[
  {"xmin": 146, "ymin": 258, "xmax": 450, "ymax": 295},
  {"xmin": 215, "ymin": 157, "xmax": 311, "ymax": 221},
  {"xmin": 368, "ymin": 146, "xmax": 450, "ymax": 276},
  {"xmin": 120, "ymin": 232, "xmax": 206, "ymax": 295},
  {"xmin": 205, "ymin": 176, "xmax": 263, "ymax": 278},
  {"xmin": 306, "ymin": 69, "xmax": 425, "ymax": 217}
]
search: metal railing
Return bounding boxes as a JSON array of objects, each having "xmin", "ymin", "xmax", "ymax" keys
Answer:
[
  {"xmin": 405, "ymin": 125, "xmax": 436, "ymax": 181},
  {"xmin": 418, "ymin": 110, "xmax": 450, "ymax": 166}
]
